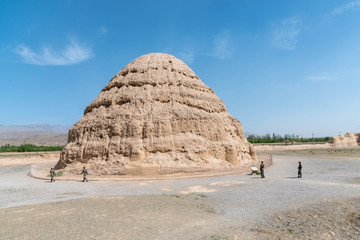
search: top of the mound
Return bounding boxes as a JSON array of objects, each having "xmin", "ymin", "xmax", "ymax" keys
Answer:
[
  {"xmin": 84, "ymin": 53, "xmax": 222, "ymax": 115},
  {"xmin": 101, "ymin": 53, "xmax": 203, "ymax": 91},
  {"xmin": 122, "ymin": 53, "xmax": 196, "ymax": 75}
]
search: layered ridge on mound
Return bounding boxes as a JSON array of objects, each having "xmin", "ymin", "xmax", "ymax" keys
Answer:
[{"xmin": 55, "ymin": 53, "xmax": 256, "ymax": 175}]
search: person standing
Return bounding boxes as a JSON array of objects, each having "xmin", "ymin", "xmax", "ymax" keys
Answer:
[
  {"xmin": 50, "ymin": 168, "xmax": 55, "ymax": 182},
  {"xmin": 81, "ymin": 167, "xmax": 88, "ymax": 182},
  {"xmin": 260, "ymin": 161, "xmax": 265, "ymax": 178},
  {"xmin": 298, "ymin": 161, "xmax": 302, "ymax": 178}
]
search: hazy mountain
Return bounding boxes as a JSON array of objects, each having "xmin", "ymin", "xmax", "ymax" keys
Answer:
[
  {"xmin": 0, "ymin": 124, "xmax": 69, "ymax": 134},
  {"xmin": 0, "ymin": 134, "xmax": 67, "ymax": 146},
  {"xmin": 0, "ymin": 124, "xmax": 70, "ymax": 146}
]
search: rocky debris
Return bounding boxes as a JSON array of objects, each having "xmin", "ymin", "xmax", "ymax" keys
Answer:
[
  {"xmin": 331, "ymin": 132, "xmax": 360, "ymax": 148},
  {"xmin": 55, "ymin": 53, "xmax": 256, "ymax": 175}
]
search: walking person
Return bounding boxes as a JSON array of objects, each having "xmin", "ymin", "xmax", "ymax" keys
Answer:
[
  {"xmin": 298, "ymin": 161, "xmax": 302, "ymax": 178},
  {"xmin": 81, "ymin": 166, "xmax": 88, "ymax": 182},
  {"xmin": 50, "ymin": 168, "xmax": 55, "ymax": 182},
  {"xmin": 260, "ymin": 161, "xmax": 265, "ymax": 178}
]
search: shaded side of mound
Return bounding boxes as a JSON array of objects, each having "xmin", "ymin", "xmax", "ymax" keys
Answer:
[
  {"xmin": 55, "ymin": 53, "xmax": 256, "ymax": 175},
  {"xmin": 332, "ymin": 132, "xmax": 360, "ymax": 148}
]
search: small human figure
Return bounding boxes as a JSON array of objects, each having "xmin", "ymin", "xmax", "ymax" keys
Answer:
[
  {"xmin": 260, "ymin": 161, "xmax": 265, "ymax": 178},
  {"xmin": 50, "ymin": 168, "xmax": 55, "ymax": 182},
  {"xmin": 81, "ymin": 166, "xmax": 88, "ymax": 182},
  {"xmin": 298, "ymin": 161, "xmax": 302, "ymax": 178}
]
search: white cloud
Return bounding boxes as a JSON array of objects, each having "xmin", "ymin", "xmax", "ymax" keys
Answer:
[
  {"xmin": 15, "ymin": 39, "xmax": 93, "ymax": 66},
  {"xmin": 332, "ymin": 0, "xmax": 360, "ymax": 15},
  {"xmin": 306, "ymin": 73, "xmax": 334, "ymax": 82},
  {"xmin": 213, "ymin": 31, "xmax": 232, "ymax": 59},
  {"xmin": 272, "ymin": 17, "xmax": 301, "ymax": 51},
  {"xmin": 97, "ymin": 26, "xmax": 107, "ymax": 35}
]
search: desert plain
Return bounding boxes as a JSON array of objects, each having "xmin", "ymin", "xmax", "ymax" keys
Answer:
[{"xmin": 0, "ymin": 143, "xmax": 359, "ymax": 240}]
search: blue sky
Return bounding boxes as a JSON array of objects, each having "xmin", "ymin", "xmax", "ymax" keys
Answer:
[{"xmin": 0, "ymin": 0, "xmax": 359, "ymax": 137}]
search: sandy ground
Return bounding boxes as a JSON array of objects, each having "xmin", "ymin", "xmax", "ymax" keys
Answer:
[
  {"xmin": 254, "ymin": 142, "xmax": 334, "ymax": 152},
  {"xmin": 0, "ymin": 147, "xmax": 360, "ymax": 239},
  {"xmin": 254, "ymin": 143, "xmax": 360, "ymax": 158},
  {"xmin": 0, "ymin": 152, "xmax": 59, "ymax": 166}
]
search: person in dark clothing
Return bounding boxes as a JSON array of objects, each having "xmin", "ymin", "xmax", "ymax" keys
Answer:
[
  {"xmin": 50, "ymin": 168, "xmax": 55, "ymax": 182},
  {"xmin": 260, "ymin": 161, "xmax": 265, "ymax": 178},
  {"xmin": 298, "ymin": 161, "xmax": 302, "ymax": 178},
  {"xmin": 81, "ymin": 167, "xmax": 88, "ymax": 182}
]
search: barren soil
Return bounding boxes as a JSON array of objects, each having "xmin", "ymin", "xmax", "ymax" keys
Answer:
[
  {"xmin": 0, "ymin": 145, "xmax": 359, "ymax": 239},
  {"xmin": 0, "ymin": 151, "xmax": 60, "ymax": 166},
  {"xmin": 255, "ymin": 143, "xmax": 360, "ymax": 158}
]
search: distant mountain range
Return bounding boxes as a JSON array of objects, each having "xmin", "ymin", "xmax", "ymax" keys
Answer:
[{"xmin": 0, "ymin": 124, "xmax": 70, "ymax": 146}]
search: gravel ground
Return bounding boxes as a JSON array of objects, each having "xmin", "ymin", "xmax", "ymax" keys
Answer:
[
  {"xmin": 0, "ymin": 194, "xmax": 226, "ymax": 240},
  {"xmin": 256, "ymin": 197, "xmax": 360, "ymax": 239},
  {"xmin": 0, "ymin": 151, "xmax": 360, "ymax": 239}
]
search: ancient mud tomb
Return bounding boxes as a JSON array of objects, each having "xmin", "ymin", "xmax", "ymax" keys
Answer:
[
  {"xmin": 55, "ymin": 53, "xmax": 256, "ymax": 175},
  {"xmin": 332, "ymin": 132, "xmax": 360, "ymax": 148}
]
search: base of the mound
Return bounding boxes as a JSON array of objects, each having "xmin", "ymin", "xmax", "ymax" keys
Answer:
[{"xmin": 30, "ymin": 155, "xmax": 272, "ymax": 181}]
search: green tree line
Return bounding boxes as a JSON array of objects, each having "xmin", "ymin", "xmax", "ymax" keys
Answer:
[
  {"xmin": 0, "ymin": 144, "xmax": 64, "ymax": 152},
  {"xmin": 247, "ymin": 133, "xmax": 332, "ymax": 144}
]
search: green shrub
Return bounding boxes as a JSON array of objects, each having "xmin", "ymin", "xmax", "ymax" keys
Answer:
[
  {"xmin": 0, "ymin": 144, "xmax": 64, "ymax": 153},
  {"xmin": 247, "ymin": 133, "xmax": 331, "ymax": 144}
]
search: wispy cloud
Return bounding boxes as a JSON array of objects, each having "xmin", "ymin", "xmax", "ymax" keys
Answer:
[
  {"xmin": 97, "ymin": 26, "xmax": 107, "ymax": 35},
  {"xmin": 178, "ymin": 50, "xmax": 194, "ymax": 65},
  {"xmin": 306, "ymin": 73, "xmax": 334, "ymax": 82},
  {"xmin": 15, "ymin": 39, "xmax": 93, "ymax": 66},
  {"xmin": 332, "ymin": 0, "xmax": 360, "ymax": 15},
  {"xmin": 272, "ymin": 17, "xmax": 301, "ymax": 51},
  {"xmin": 213, "ymin": 31, "xmax": 232, "ymax": 59}
]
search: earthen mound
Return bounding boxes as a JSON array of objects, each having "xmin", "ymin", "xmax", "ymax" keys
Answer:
[
  {"xmin": 331, "ymin": 132, "xmax": 360, "ymax": 148},
  {"xmin": 55, "ymin": 53, "xmax": 256, "ymax": 175}
]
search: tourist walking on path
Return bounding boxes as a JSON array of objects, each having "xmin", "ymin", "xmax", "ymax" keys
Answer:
[
  {"xmin": 81, "ymin": 167, "xmax": 88, "ymax": 182},
  {"xmin": 298, "ymin": 161, "xmax": 302, "ymax": 178},
  {"xmin": 50, "ymin": 168, "xmax": 55, "ymax": 182},
  {"xmin": 260, "ymin": 161, "xmax": 265, "ymax": 178}
]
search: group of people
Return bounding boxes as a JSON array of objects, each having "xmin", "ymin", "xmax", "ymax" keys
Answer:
[
  {"xmin": 50, "ymin": 162, "xmax": 303, "ymax": 182},
  {"xmin": 49, "ymin": 166, "xmax": 88, "ymax": 182},
  {"xmin": 259, "ymin": 161, "xmax": 302, "ymax": 178}
]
